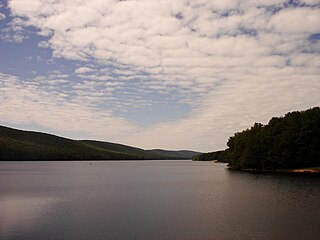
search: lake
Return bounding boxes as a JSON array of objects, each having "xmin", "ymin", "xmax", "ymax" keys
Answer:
[{"xmin": 0, "ymin": 161, "xmax": 319, "ymax": 240}]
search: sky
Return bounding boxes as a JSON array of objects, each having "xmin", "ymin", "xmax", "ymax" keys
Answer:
[{"xmin": 0, "ymin": 0, "xmax": 319, "ymax": 152}]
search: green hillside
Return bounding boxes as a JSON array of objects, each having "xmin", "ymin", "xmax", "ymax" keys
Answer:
[{"xmin": 0, "ymin": 125, "xmax": 200, "ymax": 160}]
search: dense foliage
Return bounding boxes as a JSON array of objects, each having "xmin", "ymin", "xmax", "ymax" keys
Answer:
[
  {"xmin": 227, "ymin": 107, "xmax": 320, "ymax": 170},
  {"xmin": 193, "ymin": 107, "xmax": 320, "ymax": 171},
  {"xmin": 0, "ymin": 126, "xmax": 200, "ymax": 160}
]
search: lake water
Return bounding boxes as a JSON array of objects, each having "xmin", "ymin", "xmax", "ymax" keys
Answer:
[{"xmin": 0, "ymin": 161, "xmax": 319, "ymax": 240}]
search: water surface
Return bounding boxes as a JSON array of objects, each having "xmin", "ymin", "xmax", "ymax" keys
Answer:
[{"xmin": 0, "ymin": 161, "xmax": 319, "ymax": 240}]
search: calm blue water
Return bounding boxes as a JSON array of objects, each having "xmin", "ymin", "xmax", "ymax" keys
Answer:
[{"xmin": 0, "ymin": 161, "xmax": 319, "ymax": 240}]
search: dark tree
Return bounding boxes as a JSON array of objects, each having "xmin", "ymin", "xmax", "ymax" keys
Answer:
[
  {"xmin": 226, "ymin": 107, "xmax": 320, "ymax": 170},
  {"xmin": 194, "ymin": 107, "xmax": 320, "ymax": 171}
]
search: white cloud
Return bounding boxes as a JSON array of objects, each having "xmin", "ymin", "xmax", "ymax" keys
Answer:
[
  {"xmin": 270, "ymin": 7, "xmax": 320, "ymax": 34},
  {"xmin": 2, "ymin": 0, "xmax": 320, "ymax": 151},
  {"xmin": 124, "ymin": 69, "xmax": 320, "ymax": 151},
  {"xmin": 0, "ymin": 73, "xmax": 137, "ymax": 140},
  {"xmin": 0, "ymin": 13, "xmax": 6, "ymax": 20},
  {"xmin": 74, "ymin": 67, "xmax": 96, "ymax": 74},
  {"xmin": 0, "ymin": 17, "xmax": 27, "ymax": 43},
  {"xmin": 301, "ymin": 0, "xmax": 320, "ymax": 4}
]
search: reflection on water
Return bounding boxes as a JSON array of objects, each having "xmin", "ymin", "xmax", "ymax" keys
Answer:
[
  {"xmin": 0, "ymin": 195, "xmax": 59, "ymax": 238},
  {"xmin": 0, "ymin": 161, "xmax": 319, "ymax": 240}
]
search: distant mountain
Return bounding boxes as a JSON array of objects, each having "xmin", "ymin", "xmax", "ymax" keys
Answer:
[
  {"xmin": 0, "ymin": 125, "xmax": 201, "ymax": 160},
  {"xmin": 147, "ymin": 149, "xmax": 200, "ymax": 160}
]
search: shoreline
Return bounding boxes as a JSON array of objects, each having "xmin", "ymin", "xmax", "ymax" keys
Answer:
[
  {"xmin": 196, "ymin": 161, "xmax": 320, "ymax": 174},
  {"xmin": 228, "ymin": 167, "xmax": 320, "ymax": 174},
  {"xmin": 277, "ymin": 168, "xmax": 320, "ymax": 173}
]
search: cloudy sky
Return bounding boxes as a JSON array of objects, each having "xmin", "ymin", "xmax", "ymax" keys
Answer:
[{"xmin": 0, "ymin": 0, "xmax": 319, "ymax": 152}]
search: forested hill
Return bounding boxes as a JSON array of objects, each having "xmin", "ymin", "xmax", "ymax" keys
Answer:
[
  {"xmin": 192, "ymin": 150, "xmax": 229, "ymax": 163},
  {"xmin": 193, "ymin": 107, "xmax": 320, "ymax": 171},
  {"xmin": 0, "ymin": 125, "xmax": 200, "ymax": 160}
]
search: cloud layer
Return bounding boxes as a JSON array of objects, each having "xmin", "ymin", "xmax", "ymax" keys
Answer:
[{"xmin": 0, "ymin": 0, "xmax": 319, "ymax": 151}]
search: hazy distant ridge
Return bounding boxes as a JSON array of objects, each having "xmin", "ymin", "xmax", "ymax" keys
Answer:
[{"xmin": 0, "ymin": 126, "xmax": 200, "ymax": 160}]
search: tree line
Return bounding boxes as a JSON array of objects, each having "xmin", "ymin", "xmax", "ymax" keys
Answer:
[{"xmin": 193, "ymin": 107, "xmax": 320, "ymax": 170}]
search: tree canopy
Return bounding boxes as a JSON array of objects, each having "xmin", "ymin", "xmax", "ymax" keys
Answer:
[{"xmin": 194, "ymin": 107, "xmax": 320, "ymax": 171}]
